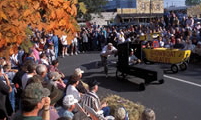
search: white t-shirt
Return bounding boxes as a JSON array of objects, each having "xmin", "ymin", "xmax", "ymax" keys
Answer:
[
  {"xmin": 61, "ymin": 35, "xmax": 68, "ymax": 45},
  {"xmin": 100, "ymin": 45, "xmax": 117, "ymax": 57},
  {"xmin": 66, "ymin": 84, "xmax": 80, "ymax": 101}
]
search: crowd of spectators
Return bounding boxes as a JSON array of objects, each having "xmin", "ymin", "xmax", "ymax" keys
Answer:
[{"xmin": 2, "ymin": 10, "xmax": 201, "ymax": 120}]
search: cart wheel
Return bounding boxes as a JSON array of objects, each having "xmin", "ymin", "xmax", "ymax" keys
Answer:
[
  {"xmin": 116, "ymin": 69, "xmax": 126, "ymax": 81},
  {"xmin": 180, "ymin": 62, "xmax": 188, "ymax": 71},
  {"xmin": 139, "ymin": 83, "xmax": 145, "ymax": 91},
  {"xmin": 159, "ymin": 79, "xmax": 164, "ymax": 84},
  {"xmin": 171, "ymin": 64, "xmax": 179, "ymax": 73}
]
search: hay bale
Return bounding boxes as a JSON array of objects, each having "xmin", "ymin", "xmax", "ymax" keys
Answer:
[{"xmin": 102, "ymin": 95, "xmax": 145, "ymax": 120}]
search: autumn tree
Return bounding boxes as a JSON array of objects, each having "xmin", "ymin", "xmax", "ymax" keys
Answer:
[{"xmin": 0, "ymin": 0, "xmax": 79, "ymax": 58}]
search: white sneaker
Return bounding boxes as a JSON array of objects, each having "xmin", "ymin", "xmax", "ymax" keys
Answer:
[
  {"xmin": 75, "ymin": 52, "xmax": 78, "ymax": 55},
  {"xmin": 65, "ymin": 53, "xmax": 69, "ymax": 56},
  {"xmin": 70, "ymin": 53, "xmax": 73, "ymax": 56}
]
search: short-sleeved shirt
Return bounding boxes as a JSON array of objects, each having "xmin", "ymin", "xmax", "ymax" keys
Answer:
[
  {"xmin": 66, "ymin": 85, "xmax": 80, "ymax": 101},
  {"xmin": 100, "ymin": 45, "xmax": 117, "ymax": 57}
]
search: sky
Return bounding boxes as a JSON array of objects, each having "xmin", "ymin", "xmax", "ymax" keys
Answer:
[{"xmin": 164, "ymin": 0, "xmax": 186, "ymax": 7}]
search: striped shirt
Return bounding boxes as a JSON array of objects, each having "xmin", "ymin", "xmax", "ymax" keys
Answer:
[{"xmin": 81, "ymin": 91, "xmax": 101, "ymax": 112}]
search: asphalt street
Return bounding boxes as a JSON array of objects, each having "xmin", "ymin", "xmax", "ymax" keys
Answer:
[{"xmin": 58, "ymin": 51, "xmax": 201, "ymax": 120}]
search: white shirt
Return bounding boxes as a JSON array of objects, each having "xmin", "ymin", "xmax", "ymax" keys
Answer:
[
  {"xmin": 61, "ymin": 35, "xmax": 68, "ymax": 45},
  {"xmin": 100, "ymin": 45, "xmax": 117, "ymax": 57},
  {"xmin": 66, "ymin": 84, "xmax": 80, "ymax": 101},
  {"xmin": 10, "ymin": 54, "xmax": 18, "ymax": 68},
  {"xmin": 21, "ymin": 73, "xmax": 34, "ymax": 89}
]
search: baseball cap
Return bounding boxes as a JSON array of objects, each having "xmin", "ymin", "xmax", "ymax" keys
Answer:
[
  {"xmin": 63, "ymin": 95, "xmax": 78, "ymax": 106},
  {"xmin": 87, "ymin": 79, "xmax": 100, "ymax": 88},
  {"xmin": 48, "ymin": 72, "xmax": 62, "ymax": 81},
  {"xmin": 22, "ymin": 82, "xmax": 50, "ymax": 104},
  {"xmin": 74, "ymin": 68, "xmax": 84, "ymax": 76},
  {"xmin": 43, "ymin": 83, "xmax": 63, "ymax": 105}
]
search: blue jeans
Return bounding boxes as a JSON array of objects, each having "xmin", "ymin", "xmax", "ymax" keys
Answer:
[
  {"xmin": 54, "ymin": 46, "xmax": 58, "ymax": 58},
  {"xmin": 9, "ymin": 87, "xmax": 15, "ymax": 111},
  {"xmin": 102, "ymin": 106, "xmax": 110, "ymax": 117}
]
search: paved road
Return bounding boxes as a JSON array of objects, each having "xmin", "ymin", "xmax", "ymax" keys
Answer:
[{"xmin": 58, "ymin": 51, "xmax": 201, "ymax": 120}]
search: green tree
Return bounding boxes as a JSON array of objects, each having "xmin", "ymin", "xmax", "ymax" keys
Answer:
[
  {"xmin": 185, "ymin": 0, "xmax": 201, "ymax": 6},
  {"xmin": 77, "ymin": 0, "xmax": 107, "ymax": 21}
]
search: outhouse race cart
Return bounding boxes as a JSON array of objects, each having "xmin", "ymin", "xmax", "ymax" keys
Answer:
[
  {"xmin": 143, "ymin": 48, "xmax": 191, "ymax": 73},
  {"xmin": 116, "ymin": 42, "xmax": 164, "ymax": 90}
]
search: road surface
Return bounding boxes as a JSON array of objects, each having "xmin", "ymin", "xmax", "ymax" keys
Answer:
[{"xmin": 58, "ymin": 51, "xmax": 201, "ymax": 120}]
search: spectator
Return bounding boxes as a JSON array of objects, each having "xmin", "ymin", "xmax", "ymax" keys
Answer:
[
  {"xmin": 46, "ymin": 44, "xmax": 56, "ymax": 64},
  {"xmin": 12, "ymin": 82, "xmax": 51, "ymax": 120},
  {"xmin": 58, "ymin": 95, "xmax": 78, "ymax": 119},
  {"xmin": 49, "ymin": 60, "xmax": 65, "ymax": 79},
  {"xmin": 51, "ymin": 31, "xmax": 59, "ymax": 58},
  {"xmin": 39, "ymin": 53, "xmax": 49, "ymax": 66},
  {"xmin": 73, "ymin": 68, "xmax": 88, "ymax": 94},
  {"xmin": 60, "ymin": 35, "xmax": 69, "ymax": 58},
  {"xmin": 183, "ymin": 40, "xmax": 195, "ymax": 51},
  {"xmin": 114, "ymin": 107, "xmax": 129, "ymax": 120},
  {"xmin": 82, "ymin": 30, "xmax": 89, "ymax": 53},
  {"xmin": 173, "ymin": 38, "xmax": 185, "ymax": 49},
  {"xmin": 17, "ymin": 47, "xmax": 25, "ymax": 66},
  {"xmin": 36, "ymin": 64, "xmax": 48, "ymax": 80},
  {"xmin": 21, "ymin": 63, "xmax": 37, "ymax": 89},
  {"xmin": 142, "ymin": 108, "xmax": 156, "ymax": 120},
  {"xmin": 3, "ymin": 65, "xmax": 16, "ymax": 112},
  {"xmin": 81, "ymin": 79, "xmax": 111, "ymax": 117},
  {"xmin": 40, "ymin": 82, "xmax": 63, "ymax": 120},
  {"xmin": 24, "ymin": 50, "xmax": 36, "ymax": 63},
  {"xmin": 48, "ymin": 72, "xmax": 66, "ymax": 90},
  {"xmin": 66, "ymin": 75, "xmax": 81, "ymax": 101},
  {"xmin": 164, "ymin": 39, "xmax": 173, "ymax": 48},
  {"xmin": 158, "ymin": 36, "xmax": 164, "ymax": 47},
  {"xmin": 0, "ymin": 66, "xmax": 13, "ymax": 120},
  {"xmin": 192, "ymin": 42, "xmax": 201, "ymax": 62}
]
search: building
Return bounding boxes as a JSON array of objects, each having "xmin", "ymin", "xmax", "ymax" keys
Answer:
[{"xmin": 91, "ymin": 0, "xmax": 164, "ymax": 26}]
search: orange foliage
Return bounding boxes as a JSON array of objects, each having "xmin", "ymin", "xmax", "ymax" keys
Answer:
[{"xmin": 0, "ymin": 0, "xmax": 80, "ymax": 58}]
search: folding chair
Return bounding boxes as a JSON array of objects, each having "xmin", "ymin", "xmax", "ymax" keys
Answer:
[
  {"xmin": 75, "ymin": 103, "xmax": 90, "ymax": 120},
  {"xmin": 83, "ymin": 105, "xmax": 106, "ymax": 120}
]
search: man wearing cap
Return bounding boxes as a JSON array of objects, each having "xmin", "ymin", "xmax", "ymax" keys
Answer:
[
  {"xmin": 129, "ymin": 48, "xmax": 141, "ymax": 65},
  {"xmin": 100, "ymin": 43, "xmax": 117, "ymax": 77},
  {"xmin": 81, "ymin": 79, "xmax": 111, "ymax": 117},
  {"xmin": 73, "ymin": 68, "xmax": 88, "ymax": 94},
  {"xmin": 48, "ymin": 71, "xmax": 66, "ymax": 90},
  {"xmin": 13, "ymin": 82, "xmax": 51, "ymax": 120},
  {"xmin": 58, "ymin": 95, "xmax": 78, "ymax": 119}
]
